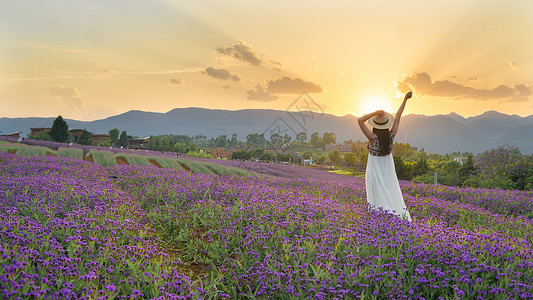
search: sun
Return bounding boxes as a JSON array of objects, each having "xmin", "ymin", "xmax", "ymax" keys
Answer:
[{"xmin": 358, "ymin": 95, "xmax": 394, "ymax": 115}]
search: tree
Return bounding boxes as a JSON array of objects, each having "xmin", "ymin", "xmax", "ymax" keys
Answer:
[
  {"xmin": 329, "ymin": 150, "xmax": 341, "ymax": 164},
  {"xmin": 270, "ymin": 133, "xmax": 283, "ymax": 148},
  {"xmin": 438, "ymin": 161, "xmax": 462, "ymax": 186},
  {"xmin": 78, "ymin": 129, "xmax": 92, "ymax": 145},
  {"xmin": 215, "ymin": 135, "xmax": 228, "ymax": 148},
  {"xmin": 33, "ymin": 131, "xmax": 51, "ymax": 141},
  {"xmin": 393, "ymin": 155, "xmax": 411, "ymax": 180},
  {"xmin": 50, "ymin": 115, "xmax": 69, "ymax": 143},
  {"xmin": 109, "ymin": 128, "xmax": 119, "ymax": 146},
  {"xmin": 119, "ymin": 131, "xmax": 128, "ymax": 148},
  {"xmin": 98, "ymin": 139, "xmax": 111, "ymax": 147},
  {"xmin": 229, "ymin": 133, "xmax": 239, "ymax": 147},
  {"xmin": 413, "ymin": 157, "xmax": 429, "ymax": 177},
  {"xmin": 344, "ymin": 152, "xmax": 357, "ymax": 167},
  {"xmin": 310, "ymin": 132, "xmax": 323, "ymax": 148},
  {"xmin": 302, "ymin": 151, "xmax": 313, "ymax": 160},
  {"xmin": 459, "ymin": 153, "xmax": 476, "ymax": 180},
  {"xmin": 317, "ymin": 155, "xmax": 327, "ymax": 166},
  {"xmin": 174, "ymin": 142, "xmax": 187, "ymax": 153},
  {"xmin": 283, "ymin": 134, "xmax": 292, "ymax": 146},
  {"xmin": 187, "ymin": 143, "xmax": 197, "ymax": 153},
  {"xmin": 296, "ymin": 132, "xmax": 307, "ymax": 143},
  {"xmin": 322, "ymin": 132, "xmax": 336, "ymax": 145},
  {"xmin": 246, "ymin": 133, "xmax": 266, "ymax": 147}
]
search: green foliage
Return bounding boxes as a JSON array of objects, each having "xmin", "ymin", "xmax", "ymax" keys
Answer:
[
  {"xmin": 302, "ymin": 151, "xmax": 313, "ymax": 160},
  {"xmin": 231, "ymin": 150, "xmax": 250, "ymax": 160},
  {"xmin": 296, "ymin": 131, "xmax": 307, "ymax": 143},
  {"xmin": 186, "ymin": 151, "xmax": 212, "ymax": 159},
  {"xmin": 119, "ymin": 131, "xmax": 128, "ymax": 148},
  {"xmin": 98, "ymin": 139, "xmax": 111, "ymax": 147},
  {"xmin": 78, "ymin": 129, "xmax": 92, "ymax": 145},
  {"xmin": 437, "ymin": 161, "xmax": 463, "ymax": 186},
  {"xmin": 109, "ymin": 128, "xmax": 120, "ymax": 144},
  {"xmin": 413, "ymin": 157, "xmax": 430, "ymax": 177},
  {"xmin": 412, "ymin": 173, "xmax": 435, "ymax": 184},
  {"xmin": 317, "ymin": 155, "xmax": 326, "ymax": 165},
  {"xmin": 393, "ymin": 155, "xmax": 412, "ymax": 180},
  {"xmin": 328, "ymin": 150, "xmax": 341, "ymax": 164},
  {"xmin": 33, "ymin": 131, "xmax": 52, "ymax": 141},
  {"xmin": 343, "ymin": 152, "xmax": 357, "ymax": 167},
  {"xmin": 49, "ymin": 115, "xmax": 69, "ymax": 143},
  {"xmin": 310, "ymin": 132, "xmax": 323, "ymax": 149},
  {"xmin": 322, "ymin": 132, "xmax": 336, "ymax": 145},
  {"xmin": 275, "ymin": 152, "xmax": 294, "ymax": 163}
]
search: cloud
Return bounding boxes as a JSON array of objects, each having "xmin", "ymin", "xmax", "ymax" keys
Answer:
[
  {"xmin": 168, "ymin": 78, "xmax": 184, "ymax": 85},
  {"xmin": 247, "ymin": 84, "xmax": 279, "ymax": 102},
  {"xmin": 509, "ymin": 60, "xmax": 527, "ymax": 71},
  {"xmin": 246, "ymin": 76, "xmax": 323, "ymax": 102},
  {"xmin": 216, "ymin": 41, "xmax": 262, "ymax": 65},
  {"xmin": 396, "ymin": 72, "xmax": 532, "ymax": 101},
  {"xmin": 97, "ymin": 62, "xmax": 113, "ymax": 77},
  {"xmin": 49, "ymin": 85, "xmax": 84, "ymax": 108},
  {"xmin": 265, "ymin": 76, "xmax": 323, "ymax": 94},
  {"xmin": 216, "ymin": 40, "xmax": 282, "ymax": 70},
  {"xmin": 202, "ymin": 67, "xmax": 241, "ymax": 81},
  {"xmin": 0, "ymin": 91, "xmax": 12, "ymax": 97}
]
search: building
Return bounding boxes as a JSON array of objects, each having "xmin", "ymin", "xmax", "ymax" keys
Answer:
[
  {"xmin": 127, "ymin": 137, "xmax": 150, "ymax": 149},
  {"xmin": 0, "ymin": 132, "xmax": 21, "ymax": 139},
  {"xmin": 30, "ymin": 127, "xmax": 51, "ymax": 137},
  {"xmin": 90, "ymin": 134, "xmax": 111, "ymax": 145},
  {"xmin": 68, "ymin": 129, "xmax": 86, "ymax": 143},
  {"xmin": 325, "ymin": 142, "xmax": 354, "ymax": 153}
]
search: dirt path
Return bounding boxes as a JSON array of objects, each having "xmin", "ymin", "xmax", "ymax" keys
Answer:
[
  {"xmin": 176, "ymin": 160, "xmax": 191, "ymax": 172},
  {"xmin": 83, "ymin": 154, "xmax": 93, "ymax": 162},
  {"xmin": 148, "ymin": 159, "xmax": 161, "ymax": 168},
  {"xmin": 116, "ymin": 157, "xmax": 128, "ymax": 165}
]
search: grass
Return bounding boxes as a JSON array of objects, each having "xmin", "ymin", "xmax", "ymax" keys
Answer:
[
  {"xmin": 3, "ymin": 141, "xmax": 259, "ymax": 177},
  {"xmin": 58, "ymin": 147, "xmax": 84, "ymax": 160},
  {"xmin": 0, "ymin": 141, "xmax": 19, "ymax": 153},
  {"xmin": 150, "ymin": 156, "xmax": 183, "ymax": 170},
  {"xmin": 329, "ymin": 168, "xmax": 365, "ymax": 177},
  {"xmin": 87, "ymin": 150, "xmax": 117, "ymax": 167}
]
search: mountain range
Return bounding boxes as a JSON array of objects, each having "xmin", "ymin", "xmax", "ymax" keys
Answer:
[{"xmin": 2, "ymin": 108, "xmax": 533, "ymax": 154}]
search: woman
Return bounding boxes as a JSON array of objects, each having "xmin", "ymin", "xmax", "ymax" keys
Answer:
[{"xmin": 358, "ymin": 91, "xmax": 413, "ymax": 221}]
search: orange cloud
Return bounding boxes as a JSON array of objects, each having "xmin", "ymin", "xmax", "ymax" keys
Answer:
[
  {"xmin": 49, "ymin": 85, "xmax": 84, "ymax": 108},
  {"xmin": 396, "ymin": 72, "xmax": 531, "ymax": 101},
  {"xmin": 168, "ymin": 78, "xmax": 184, "ymax": 85},
  {"xmin": 247, "ymin": 84, "xmax": 279, "ymax": 102},
  {"xmin": 216, "ymin": 40, "xmax": 282, "ymax": 70},
  {"xmin": 202, "ymin": 67, "xmax": 241, "ymax": 81}
]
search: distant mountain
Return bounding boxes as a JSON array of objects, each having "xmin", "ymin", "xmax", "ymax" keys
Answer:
[{"xmin": 1, "ymin": 108, "xmax": 532, "ymax": 154}]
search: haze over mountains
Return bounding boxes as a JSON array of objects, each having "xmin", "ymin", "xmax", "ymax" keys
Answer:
[{"xmin": 2, "ymin": 108, "xmax": 533, "ymax": 154}]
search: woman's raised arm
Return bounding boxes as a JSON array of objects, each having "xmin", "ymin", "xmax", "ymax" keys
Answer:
[{"xmin": 390, "ymin": 91, "xmax": 412, "ymax": 136}]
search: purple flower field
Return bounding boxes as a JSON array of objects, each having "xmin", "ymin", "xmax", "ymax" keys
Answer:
[{"xmin": 1, "ymin": 152, "xmax": 533, "ymax": 299}]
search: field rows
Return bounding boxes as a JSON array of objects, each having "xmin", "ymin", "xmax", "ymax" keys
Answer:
[{"xmin": 1, "ymin": 152, "xmax": 533, "ymax": 299}]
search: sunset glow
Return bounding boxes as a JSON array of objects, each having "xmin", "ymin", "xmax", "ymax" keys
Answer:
[{"xmin": 1, "ymin": 0, "xmax": 532, "ymax": 120}]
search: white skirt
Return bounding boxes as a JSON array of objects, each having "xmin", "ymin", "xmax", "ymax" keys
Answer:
[{"xmin": 365, "ymin": 154, "xmax": 412, "ymax": 221}]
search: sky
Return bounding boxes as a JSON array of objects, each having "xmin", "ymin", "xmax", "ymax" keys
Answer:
[{"xmin": 1, "ymin": 0, "xmax": 532, "ymax": 121}]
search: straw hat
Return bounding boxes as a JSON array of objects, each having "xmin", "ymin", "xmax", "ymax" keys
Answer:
[{"xmin": 368, "ymin": 112, "xmax": 394, "ymax": 129}]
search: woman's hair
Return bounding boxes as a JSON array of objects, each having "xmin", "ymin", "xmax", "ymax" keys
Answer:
[{"xmin": 372, "ymin": 128, "xmax": 391, "ymax": 155}]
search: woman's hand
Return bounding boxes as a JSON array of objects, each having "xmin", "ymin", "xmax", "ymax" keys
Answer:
[
  {"xmin": 374, "ymin": 110, "xmax": 385, "ymax": 116},
  {"xmin": 404, "ymin": 91, "xmax": 413, "ymax": 100}
]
